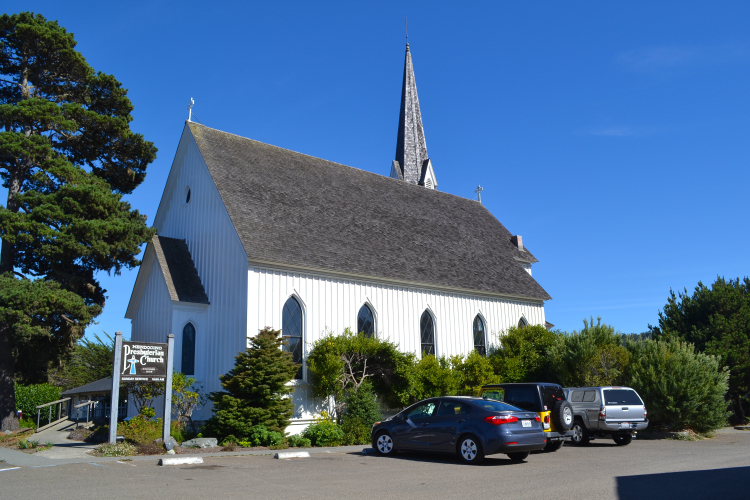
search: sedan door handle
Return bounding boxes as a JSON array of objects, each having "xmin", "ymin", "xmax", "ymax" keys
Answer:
[
  {"xmin": 457, "ymin": 419, "xmax": 465, "ymax": 423},
  {"xmin": 421, "ymin": 422, "xmax": 429, "ymax": 427}
]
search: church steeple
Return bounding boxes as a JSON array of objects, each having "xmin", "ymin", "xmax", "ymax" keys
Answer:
[{"xmin": 391, "ymin": 43, "xmax": 437, "ymax": 189}]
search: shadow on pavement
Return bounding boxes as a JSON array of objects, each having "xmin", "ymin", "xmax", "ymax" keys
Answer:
[
  {"xmin": 376, "ymin": 451, "xmax": 529, "ymax": 467},
  {"xmin": 616, "ymin": 466, "xmax": 750, "ymax": 500}
]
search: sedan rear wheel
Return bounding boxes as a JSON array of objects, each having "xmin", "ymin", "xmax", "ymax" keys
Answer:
[
  {"xmin": 507, "ymin": 452, "xmax": 530, "ymax": 462},
  {"xmin": 457, "ymin": 435, "xmax": 484, "ymax": 465},
  {"xmin": 374, "ymin": 431, "xmax": 395, "ymax": 456}
]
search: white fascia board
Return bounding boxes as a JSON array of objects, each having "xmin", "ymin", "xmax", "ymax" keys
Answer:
[
  {"xmin": 125, "ymin": 244, "xmax": 156, "ymax": 319},
  {"xmin": 247, "ymin": 258, "xmax": 546, "ymax": 304}
]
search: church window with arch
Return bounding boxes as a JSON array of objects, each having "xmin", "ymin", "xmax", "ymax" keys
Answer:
[
  {"xmin": 473, "ymin": 315, "xmax": 486, "ymax": 356},
  {"xmin": 282, "ymin": 296, "xmax": 304, "ymax": 379},
  {"xmin": 518, "ymin": 316, "xmax": 528, "ymax": 329},
  {"xmin": 182, "ymin": 322, "xmax": 196, "ymax": 375},
  {"xmin": 420, "ymin": 310, "xmax": 435, "ymax": 356},
  {"xmin": 357, "ymin": 304, "xmax": 375, "ymax": 338}
]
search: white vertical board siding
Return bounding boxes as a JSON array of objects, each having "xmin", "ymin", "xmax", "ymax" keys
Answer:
[
  {"xmin": 131, "ymin": 127, "xmax": 249, "ymax": 421},
  {"xmin": 248, "ymin": 264, "xmax": 546, "ymax": 426},
  {"xmin": 130, "ymin": 256, "xmax": 173, "ymax": 345}
]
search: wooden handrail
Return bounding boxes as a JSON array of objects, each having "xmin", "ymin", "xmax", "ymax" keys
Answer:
[{"xmin": 35, "ymin": 398, "xmax": 71, "ymax": 409}]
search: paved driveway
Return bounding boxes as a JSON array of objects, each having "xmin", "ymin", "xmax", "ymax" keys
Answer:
[{"xmin": 1, "ymin": 429, "xmax": 749, "ymax": 499}]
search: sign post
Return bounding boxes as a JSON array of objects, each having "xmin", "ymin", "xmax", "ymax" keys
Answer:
[
  {"xmin": 109, "ymin": 331, "xmax": 123, "ymax": 444},
  {"xmin": 162, "ymin": 334, "xmax": 175, "ymax": 445}
]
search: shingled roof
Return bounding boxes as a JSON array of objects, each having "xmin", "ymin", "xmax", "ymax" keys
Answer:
[
  {"xmin": 152, "ymin": 235, "xmax": 209, "ymax": 304},
  {"xmin": 188, "ymin": 122, "xmax": 550, "ymax": 301}
]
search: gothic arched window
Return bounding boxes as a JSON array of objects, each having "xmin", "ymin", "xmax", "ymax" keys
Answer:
[
  {"xmin": 282, "ymin": 296, "xmax": 304, "ymax": 379},
  {"xmin": 518, "ymin": 316, "xmax": 528, "ymax": 329},
  {"xmin": 420, "ymin": 310, "xmax": 435, "ymax": 356},
  {"xmin": 182, "ymin": 322, "xmax": 196, "ymax": 375},
  {"xmin": 473, "ymin": 315, "xmax": 486, "ymax": 356},
  {"xmin": 357, "ymin": 304, "xmax": 375, "ymax": 338}
]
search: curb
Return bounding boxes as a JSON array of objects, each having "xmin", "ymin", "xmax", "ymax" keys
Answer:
[
  {"xmin": 273, "ymin": 451, "xmax": 310, "ymax": 459},
  {"xmin": 159, "ymin": 457, "xmax": 203, "ymax": 466}
]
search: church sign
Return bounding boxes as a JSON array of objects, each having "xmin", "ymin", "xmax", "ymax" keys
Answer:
[{"xmin": 120, "ymin": 341, "xmax": 168, "ymax": 382}]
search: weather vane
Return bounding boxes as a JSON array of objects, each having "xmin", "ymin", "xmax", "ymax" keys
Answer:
[
  {"xmin": 475, "ymin": 185, "xmax": 483, "ymax": 203},
  {"xmin": 187, "ymin": 97, "xmax": 194, "ymax": 122}
]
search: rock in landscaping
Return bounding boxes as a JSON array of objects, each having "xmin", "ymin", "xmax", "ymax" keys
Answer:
[{"xmin": 180, "ymin": 437, "xmax": 218, "ymax": 448}]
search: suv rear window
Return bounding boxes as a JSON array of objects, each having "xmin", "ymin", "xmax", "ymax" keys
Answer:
[
  {"xmin": 503, "ymin": 386, "xmax": 539, "ymax": 411},
  {"xmin": 540, "ymin": 386, "xmax": 565, "ymax": 410},
  {"xmin": 603, "ymin": 389, "xmax": 643, "ymax": 406}
]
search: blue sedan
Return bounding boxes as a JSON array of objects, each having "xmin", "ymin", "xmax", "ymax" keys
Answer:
[{"xmin": 371, "ymin": 396, "xmax": 547, "ymax": 464}]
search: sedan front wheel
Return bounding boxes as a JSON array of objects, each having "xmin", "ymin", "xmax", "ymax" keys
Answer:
[{"xmin": 374, "ymin": 431, "xmax": 396, "ymax": 456}]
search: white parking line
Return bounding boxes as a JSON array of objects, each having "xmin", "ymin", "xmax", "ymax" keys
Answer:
[{"xmin": 0, "ymin": 467, "xmax": 21, "ymax": 472}]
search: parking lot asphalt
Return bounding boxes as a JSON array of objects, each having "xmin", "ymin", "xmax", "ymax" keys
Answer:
[{"xmin": 1, "ymin": 430, "xmax": 749, "ymax": 500}]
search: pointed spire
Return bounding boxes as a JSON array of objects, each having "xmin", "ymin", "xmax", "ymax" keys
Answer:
[{"xmin": 394, "ymin": 43, "xmax": 430, "ymax": 185}]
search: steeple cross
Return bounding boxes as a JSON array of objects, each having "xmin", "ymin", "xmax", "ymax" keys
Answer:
[{"xmin": 475, "ymin": 185, "xmax": 483, "ymax": 203}]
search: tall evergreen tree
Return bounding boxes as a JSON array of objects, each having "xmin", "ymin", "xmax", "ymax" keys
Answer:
[
  {"xmin": 203, "ymin": 328, "xmax": 299, "ymax": 439},
  {"xmin": 650, "ymin": 277, "xmax": 750, "ymax": 423},
  {"xmin": 0, "ymin": 13, "xmax": 156, "ymax": 431}
]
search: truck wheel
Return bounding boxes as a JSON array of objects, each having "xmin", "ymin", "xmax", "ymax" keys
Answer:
[
  {"xmin": 544, "ymin": 440, "xmax": 564, "ymax": 452},
  {"xmin": 613, "ymin": 434, "xmax": 632, "ymax": 446},
  {"xmin": 552, "ymin": 400, "xmax": 574, "ymax": 431},
  {"xmin": 570, "ymin": 421, "xmax": 589, "ymax": 445}
]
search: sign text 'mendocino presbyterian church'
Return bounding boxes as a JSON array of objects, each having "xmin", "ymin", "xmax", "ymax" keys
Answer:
[
  {"xmin": 120, "ymin": 341, "xmax": 168, "ymax": 382},
  {"xmin": 125, "ymin": 42, "xmax": 551, "ymax": 432}
]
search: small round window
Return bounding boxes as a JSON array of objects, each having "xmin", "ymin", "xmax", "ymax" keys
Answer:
[{"xmin": 184, "ymin": 186, "xmax": 191, "ymax": 205}]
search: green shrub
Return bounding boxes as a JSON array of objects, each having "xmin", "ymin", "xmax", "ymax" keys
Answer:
[
  {"xmin": 548, "ymin": 317, "xmax": 627, "ymax": 386},
  {"xmin": 453, "ymin": 350, "xmax": 499, "ymax": 395},
  {"xmin": 94, "ymin": 442, "xmax": 137, "ymax": 457},
  {"xmin": 118, "ymin": 415, "xmax": 161, "ymax": 444},
  {"xmin": 241, "ymin": 425, "xmax": 284, "ymax": 447},
  {"xmin": 409, "ymin": 355, "xmax": 460, "ymax": 400},
  {"xmin": 17, "ymin": 438, "xmax": 39, "ymax": 449},
  {"xmin": 626, "ymin": 339, "xmax": 730, "ymax": 432},
  {"xmin": 489, "ymin": 325, "xmax": 557, "ymax": 383},
  {"xmin": 14, "ymin": 383, "xmax": 62, "ymax": 424},
  {"xmin": 203, "ymin": 328, "xmax": 298, "ymax": 440},
  {"xmin": 286, "ymin": 434, "xmax": 311, "ymax": 448},
  {"xmin": 341, "ymin": 382, "xmax": 382, "ymax": 445},
  {"xmin": 116, "ymin": 416, "xmax": 186, "ymax": 445},
  {"xmin": 301, "ymin": 413, "xmax": 345, "ymax": 447}
]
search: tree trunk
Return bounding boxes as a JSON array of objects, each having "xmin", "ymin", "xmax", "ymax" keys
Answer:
[
  {"xmin": 738, "ymin": 393, "xmax": 748, "ymax": 425},
  {"xmin": 0, "ymin": 323, "xmax": 19, "ymax": 432},
  {"xmin": 0, "ymin": 168, "xmax": 23, "ymax": 431}
]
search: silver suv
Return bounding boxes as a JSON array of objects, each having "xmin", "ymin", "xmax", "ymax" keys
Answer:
[{"xmin": 562, "ymin": 386, "xmax": 648, "ymax": 446}]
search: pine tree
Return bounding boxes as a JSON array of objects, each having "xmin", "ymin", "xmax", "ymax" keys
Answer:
[
  {"xmin": 0, "ymin": 13, "xmax": 156, "ymax": 431},
  {"xmin": 203, "ymin": 328, "xmax": 300, "ymax": 439}
]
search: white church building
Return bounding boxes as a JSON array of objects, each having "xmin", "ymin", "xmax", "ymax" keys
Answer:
[{"xmin": 125, "ymin": 43, "xmax": 551, "ymax": 430}]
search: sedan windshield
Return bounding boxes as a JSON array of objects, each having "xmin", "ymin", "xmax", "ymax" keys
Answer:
[{"xmin": 476, "ymin": 400, "xmax": 523, "ymax": 412}]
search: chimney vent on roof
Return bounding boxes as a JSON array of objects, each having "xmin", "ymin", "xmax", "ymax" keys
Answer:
[{"xmin": 512, "ymin": 235, "xmax": 523, "ymax": 251}]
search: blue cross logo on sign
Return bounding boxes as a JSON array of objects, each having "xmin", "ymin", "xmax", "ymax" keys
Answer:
[{"xmin": 123, "ymin": 355, "xmax": 138, "ymax": 375}]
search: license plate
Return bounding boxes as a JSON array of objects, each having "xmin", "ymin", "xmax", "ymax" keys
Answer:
[
  {"xmin": 522, "ymin": 420, "xmax": 531, "ymax": 428},
  {"xmin": 620, "ymin": 422, "xmax": 630, "ymax": 428}
]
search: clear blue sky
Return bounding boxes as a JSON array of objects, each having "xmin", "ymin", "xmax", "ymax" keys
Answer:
[{"xmin": 8, "ymin": 1, "xmax": 750, "ymax": 338}]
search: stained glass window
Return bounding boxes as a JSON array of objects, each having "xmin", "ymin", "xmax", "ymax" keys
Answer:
[
  {"xmin": 282, "ymin": 296, "xmax": 303, "ymax": 379},
  {"xmin": 420, "ymin": 310, "xmax": 435, "ymax": 356},
  {"xmin": 182, "ymin": 323, "xmax": 195, "ymax": 375},
  {"xmin": 357, "ymin": 304, "xmax": 375, "ymax": 338},
  {"xmin": 473, "ymin": 315, "xmax": 486, "ymax": 356}
]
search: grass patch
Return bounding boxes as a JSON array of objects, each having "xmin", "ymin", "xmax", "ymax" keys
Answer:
[{"xmin": 93, "ymin": 442, "xmax": 137, "ymax": 457}]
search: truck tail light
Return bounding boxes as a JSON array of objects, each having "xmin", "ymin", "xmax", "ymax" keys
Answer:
[
  {"xmin": 544, "ymin": 415, "xmax": 550, "ymax": 423},
  {"xmin": 644, "ymin": 408, "xmax": 647, "ymax": 419},
  {"xmin": 599, "ymin": 406, "xmax": 606, "ymax": 420},
  {"xmin": 484, "ymin": 415, "xmax": 518, "ymax": 425}
]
